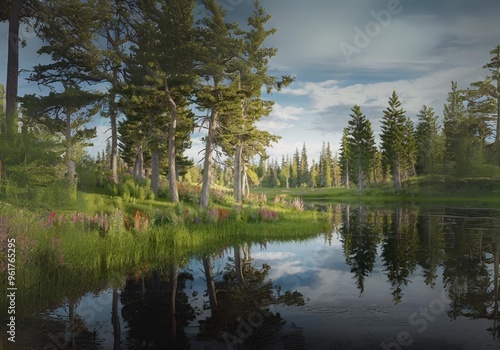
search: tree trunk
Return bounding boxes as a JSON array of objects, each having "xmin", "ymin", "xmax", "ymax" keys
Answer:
[
  {"xmin": 358, "ymin": 167, "xmax": 363, "ymax": 191},
  {"xmin": 234, "ymin": 244, "xmax": 245, "ymax": 287},
  {"xmin": 202, "ymin": 256, "xmax": 218, "ymax": 314},
  {"xmin": 112, "ymin": 288, "xmax": 121, "ymax": 350},
  {"xmin": 148, "ymin": 114, "xmax": 159, "ymax": 195},
  {"xmin": 5, "ymin": 0, "xmax": 26, "ymax": 139},
  {"xmin": 243, "ymin": 165, "xmax": 249, "ymax": 198},
  {"xmin": 165, "ymin": 83, "xmax": 179, "ymax": 203},
  {"xmin": 372, "ymin": 166, "xmax": 378, "ymax": 188},
  {"xmin": 151, "ymin": 150, "xmax": 159, "ymax": 195},
  {"xmin": 497, "ymin": 49, "xmax": 500, "ymax": 166},
  {"xmin": 65, "ymin": 113, "xmax": 75, "ymax": 182},
  {"xmin": 110, "ymin": 105, "xmax": 118, "ymax": 184},
  {"xmin": 200, "ymin": 110, "xmax": 218, "ymax": 208},
  {"xmin": 133, "ymin": 146, "xmax": 144, "ymax": 181},
  {"xmin": 393, "ymin": 161, "xmax": 401, "ymax": 191},
  {"xmin": 233, "ymin": 143, "xmax": 242, "ymax": 203},
  {"xmin": 345, "ymin": 160, "xmax": 350, "ymax": 190},
  {"xmin": 170, "ymin": 263, "xmax": 178, "ymax": 339}
]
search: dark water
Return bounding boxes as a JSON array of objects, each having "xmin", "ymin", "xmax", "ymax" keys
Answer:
[{"xmin": 6, "ymin": 205, "xmax": 500, "ymax": 350}]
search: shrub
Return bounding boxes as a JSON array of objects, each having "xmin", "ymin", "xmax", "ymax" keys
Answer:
[
  {"xmin": 291, "ymin": 198, "xmax": 304, "ymax": 211},
  {"xmin": 178, "ymin": 182, "xmax": 200, "ymax": 204}
]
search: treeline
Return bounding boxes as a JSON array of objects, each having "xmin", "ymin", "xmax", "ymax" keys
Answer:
[
  {"xmin": 255, "ymin": 47, "xmax": 500, "ymax": 191},
  {"xmin": 0, "ymin": 0, "xmax": 290, "ymax": 207}
]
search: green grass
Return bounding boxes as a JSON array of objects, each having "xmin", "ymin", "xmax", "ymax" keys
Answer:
[
  {"xmin": 0, "ymin": 194, "xmax": 330, "ymax": 319},
  {"xmin": 251, "ymin": 182, "xmax": 500, "ymax": 208}
]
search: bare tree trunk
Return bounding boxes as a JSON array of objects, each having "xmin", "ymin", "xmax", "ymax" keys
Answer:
[
  {"xmin": 202, "ymin": 256, "xmax": 218, "ymax": 314},
  {"xmin": 5, "ymin": 0, "xmax": 26, "ymax": 140},
  {"xmin": 243, "ymin": 165, "xmax": 249, "ymax": 198},
  {"xmin": 497, "ymin": 48, "xmax": 500, "ymax": 166},
  {"xmin": 110, "ymin": 105, "xmax": 119, "ymax": 184},
  {"xmin": 393, "ymin": 161, "xmax": 402, "ymax": 191},
  {"xmin": 65, "ymin": 113, "xmax": 75, "ymax": 182},
  {"xmin": 165, "ymin": 83, "xmax": 179, "ymax": 203},
  {"xmin": 133, "ymin": 146, "xmax": 144, "ymax": 181},
  {"xmin": 170, "ymin": 263, "xmax": 178, "ymax": 339},
  {"xmin": 372, "ymin": 166, "xmax": 378, "ymax": 188},
  {"xmin": 233, "ymin": 143, "xmax": 242, "ymax": 203},
  {"xmin": 345, "ymin": 160, "xmax": 350, "ymax": 190},
  {"xmin": 200, "ymin": 110, "xmax": 218, "ymax": 208},
  {"xmin": 358, "ymin": 167, "xmax": 363, "ymax": 191},
  {"xmin": 151, "ymin": 150, "xmax": 159, "ymax": 195},
  {"xmin": 148, "ymin": 114, "xmax": 160, "ymax": 195},
  {"xmin": 494, "ymin": 237, "xmax": 500, "ymax": 317},
  {"xmin": 234, "ymin": 244, "xmax": 245, "ymax": 287},
  {"xmin": 112, "ymin": 288, "xmax": 121, "ymax": 350}
]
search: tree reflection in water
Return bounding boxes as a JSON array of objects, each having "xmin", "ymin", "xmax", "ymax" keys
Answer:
[
  {"xmin": 120, "ymin": 269, "xmax": 195, "ymax": 349},
  {"xmin": 199, "ymin": 243, "xmax": 306, "ymax": 348}
]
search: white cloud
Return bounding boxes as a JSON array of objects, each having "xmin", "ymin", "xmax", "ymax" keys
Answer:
[
  {"xmin": 257, "ymin": 103, "xmax": 302, "ymax": 130},
  {"xmin": 251, "ymin": 251, "xmax": 296, "ymax": 260}
]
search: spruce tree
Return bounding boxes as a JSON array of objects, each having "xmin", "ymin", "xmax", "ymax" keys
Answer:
[
  {"xmin": 326, "ymin": 142, "xmax": 334, "ymax": 187},
  {"xmin": 347, "ymin": 105, "xmax": 376, "ymax": 191},
  {"xmin": 403, "ymin": 117, "xmax": 417, "ymax": 178},
  {"xmin": 196, "ymin": 0, "xmax": 242, "ymax": 208},
  {"xmin": 21, "ymin": 86, "xmax": 100, "ymax": 185},
  {"xmin": 127, "ymin": 0, "xmax": 197, "ymax": 201},
  {"xmin": 281, "ymin": 155, "xmax": 290, "ymax": 189},
  {"xmin": 469, "ymin": 46, "xmax": 500, "ymax": 163},
  {"xmin": 300, "ymin": 143, "xmax": 310, "ymax": 187},
  {"xmin": 380, "ymin": 91, "xmax": 407, "ymax": 191},
  {"xmin": 415, "ymin": 106, "xmax": 442, "ymax": 174},
  {"xmin": 339, "ymin": 128, "xmax": 351, "ymax": 189},
  {"xmin": 292, "ymin": 148, "xmax": 300, "ymax": 187}
]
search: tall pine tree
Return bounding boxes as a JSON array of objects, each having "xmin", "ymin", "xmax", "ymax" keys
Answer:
[
  {"xmin": 380, "ymin": 91, "xmax": 407, "ymax": 191},
  {"xmin": 347, "ymin": 105, "xmax": 376, "ymax": 191}
]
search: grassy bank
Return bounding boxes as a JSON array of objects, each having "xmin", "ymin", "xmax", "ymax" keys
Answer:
[
  {"xmin": 0, "ymin": 191, "xmax": 331, "ymax": 322},
  {"xmin": 251, "ymin": 176, "xmax": 500, "ymax": 207}
]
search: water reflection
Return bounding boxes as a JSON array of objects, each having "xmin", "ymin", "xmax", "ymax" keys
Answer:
[
  {"xmin": 120, "ymin": 269, "xmax": 194, "ymax": 349},
  {"xmin": 6, "ymin": 205, "xmax": 500, "ymax": 348},
  {"xmin": 198, "ymin": 243, "xmax": 306, "ymax": 348}
]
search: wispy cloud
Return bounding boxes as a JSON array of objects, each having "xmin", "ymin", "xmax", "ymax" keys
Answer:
[{"xmin": 257, "ymin": 103, "xmax": 302, "ymax": 130}]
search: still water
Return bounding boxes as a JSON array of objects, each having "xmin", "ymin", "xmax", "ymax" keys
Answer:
[{"xmin": 6, "ymin": 205, "xmax": 500, "ymax": 349}]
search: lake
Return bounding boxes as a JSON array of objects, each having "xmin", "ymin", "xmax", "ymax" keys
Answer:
[{"xmin": 4, "ymin": 204, "xmax": 500, "ymax": 349}]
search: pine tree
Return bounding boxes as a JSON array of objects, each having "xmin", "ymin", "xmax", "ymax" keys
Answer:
[
  {"xmin": 380, "ymin": 91, "xmax": 407, "ymax": 191},
  {"xmin": 196, "ymin": 0, "xmax": 242, "ymax": 208},
  {"xmin": 31, "ymin": 0, "xmax": 134, "ymax": 184},
  {"xmin": 403, "ymin": 117, "xmax": 417, "ymax": 179},
  {"xmin": 310, "ymin": 160, "xmax": 319, "ymax": 188},
  {"xmin": 292, "ymin": 148, "xmax": 300, "ymax": 187},
  {"xmin": 128, "ymin": 0, "xmax": 198, "ymax": 201},
  {"xmin": 347, "ymin": 105, "xmax": 376, "ymax": 191},
  {"xmin": 415, "ymin": 106, "xmax": 442, "ymax": 174},
  {"xmin": 281, "ymin": 155, "xmax": 290, "ymax": 188},
  {"xmin": 469, "ymin": 46, "xmax": 500, "ymax": 163},
  {"xmin": 20, "ymin": 86, "xmax": 100, "ymax": 185},
  {"xmin": 299, "ymin": 143, "xmax": 310, "ymax": 187},
  {"xmin": 339, "ymin": 128, "xmax": 351, "ymax": 189},
  {"xmin": 332, "ymin": 152, "xmax": 341, "ymax": 188},
  {"xmin": 326, "ymin": 142, "xmax": 333, "ymax": 187},
  {"xmin": 443, "ymin": 82, "xmax": 477, "ymax": 175}
]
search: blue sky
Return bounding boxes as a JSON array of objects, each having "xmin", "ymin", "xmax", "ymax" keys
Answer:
[{"xmin": 1, "ymin": 0, "xmax": 500, "ymax": 164}]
